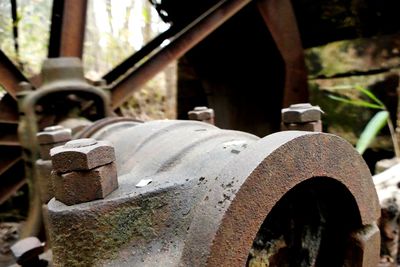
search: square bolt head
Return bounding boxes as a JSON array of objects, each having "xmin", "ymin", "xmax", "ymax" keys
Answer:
[
  {"xmin": 37, "ymin": 126, "xmax": 72, "ymax": 145},
  {"xmin": 188, "ymin": 107, "xmax": 214, "ymax": 121},
  {"xmin": 281, "ymin": 103, "xmax": 323, "ymax": 123},
  {"xmin": 50, "ymin": 138, "xmax": 115, "ymax": 173},
  {"xmin": 52, "ymin": 162, "xmax": 118, "ymax": 205}
]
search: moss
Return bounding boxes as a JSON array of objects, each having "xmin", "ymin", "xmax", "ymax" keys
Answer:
[{"xmin": 50, "ymin": 195, "xmax": 168, "ymax": 266}]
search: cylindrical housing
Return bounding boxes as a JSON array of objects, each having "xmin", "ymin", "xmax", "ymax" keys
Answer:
[{"xmin": 47, "ymin": 120, "xmax": 380, "ymax": 266}]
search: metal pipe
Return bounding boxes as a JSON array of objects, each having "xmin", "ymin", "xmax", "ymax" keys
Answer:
[{"xmin": 110, "ymin": 0, "xmax": 251, "ymax": 109}]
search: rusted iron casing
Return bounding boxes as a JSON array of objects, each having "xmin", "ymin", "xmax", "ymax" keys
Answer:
[{"xmin": 46, "ymin": 120, "xmax": 380, "ymax": 266}]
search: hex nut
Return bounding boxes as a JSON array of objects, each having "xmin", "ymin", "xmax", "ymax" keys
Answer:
[
  {"xmin": 188, "ymin": 107, "xmax": 214, "ymax": 121},
  {"xmin": 10, "ymin": 237, "xmax": 44, "ymax": 265},
  {"xmin": 50, "ymin": 138, "xmax": 115, "ymax": 173},
  {"xmin": 281, "ymin": 103, "xmax": 323, "ymax": 123},
  {"xmin": 37, "ymin": 126, "xmax": 72, "ymax": 145},
  {"xmin": 52, "ymin": 162, "xmax": 118, "ymax": 205}
]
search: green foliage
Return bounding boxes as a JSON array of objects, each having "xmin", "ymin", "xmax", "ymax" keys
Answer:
[
  {"xmin": 329, "ymin": 85, "xmax": 399, "ymax": 156},
  {"xmin": 355, "ymin": 110, "xmax": 389, "ymax": 154}
]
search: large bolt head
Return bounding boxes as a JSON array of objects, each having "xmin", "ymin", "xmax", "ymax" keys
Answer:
[
  {"xmin": 188, "ymin": 106, "xmax": 214, "ymax": 121},
  {"xmin": 50, "ymin": 138, "xmax": 115, "ymax": 173},
  {"xmin": 10, "ymin": 237, "xmax": 44, "ymax": 265},
  {"xmin": 52, "ymin": 162, "xmax": 118, "ymax": 205},
  {"xmin": 37, "ymin": 126, "xmax": 72, "ymax": 145},
  {"xmin": 281, "ymin": 103, "xmax": 323, "ymax": 123}
]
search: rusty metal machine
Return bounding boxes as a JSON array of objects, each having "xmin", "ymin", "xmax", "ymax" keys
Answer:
[
  {"xmin": 0, "ymin": 0, "xmax": 385, "ymax": 265},
  {"xmin": 38, "ymin": 116, "xmax": 380, "ymax": 266},
  {"xmin": 1, "ymin": 56, "xmax": 381, "ymax": 266},
  {"xmin": 0, "ymin": 1, "xmax": 310, "ymax": 259},
  {"xmin": 4, "ymin": 58, "xmax": 380, "ymax": 265}
]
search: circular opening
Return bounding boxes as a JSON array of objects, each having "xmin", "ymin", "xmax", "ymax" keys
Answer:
[{"xmin": 247, "ymin": 177, "xmax": 361, "ymax": 267}]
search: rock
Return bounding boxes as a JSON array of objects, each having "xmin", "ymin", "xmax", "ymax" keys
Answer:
[{"xmin": 306, "ymin": 33, "xmax": 400, "ymax": 78}]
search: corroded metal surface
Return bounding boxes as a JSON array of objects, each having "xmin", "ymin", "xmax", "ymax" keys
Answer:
[
  {"xmin": 51, "ymin": 139, "xmax": 115, "ymax": 173},
  {"xmin": 281, "ymin": 103, "xmax": 322, "ymax": 123},
  {"xmin": 182, "ymin": 132, "xmax": 379, "ymax": 266},
  {"xmin": 37, "ymin": 126, "xmax": 72, "ymax": 145},
  {"xmin": 75, "ymin": 117, "xmax": 141, "ymax": 139},
  {"xmin": 46, "ymin": 120, "xmax": 380, "ymax": 266},
  {"xmin": 52, "ymin": 162, "xmax": 118, "ymax": 206},
  {"xmin": 60, "ymin": 0, "xmax": 87, "ymax": 58},
  {"xmin": 281, "ymin": 103, "xmax": 323, "ymax": 132},
  {"xmin": 37, "ymin": 126, "xmax": 72, "ymax": 160},
  {"xmin": 48, "ymin": 0, "xmax": 87, "ymax": 58},
  {"xmin": 50, "ymin": 137, "xmax": 118, "ymax": 206}
]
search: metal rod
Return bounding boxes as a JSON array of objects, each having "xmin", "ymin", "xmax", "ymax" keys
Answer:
[
  {"xmin": 102, "ymin": 28, "xmax": 176, "ymax": 84},
  {"xmin": 110, "ymin": 0, "xmax": 251, "ymax": 109},
  {"xmin": 48, "ymin": 0, "xmax": 87, "ymax": 58},
  {"xmin": 48, "ymin": 0, "xmax": 64, "ymax": 58},
  {"xmin": 257, "ymin": 0, "xmax": 308, "ymax": 107},
  {"xmin": 60, "ymin": 0, "xmax": 88, "ymax": 57},
  {"xmin": 0, "ymin": 50, "xmax": 29, "ymax": 99},
  {"xmin": 10, "ymin": 0, "xmax": 22, "ymax": 69}
]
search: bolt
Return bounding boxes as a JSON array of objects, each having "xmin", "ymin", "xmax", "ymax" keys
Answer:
[
  {"xmin": 37, "ymin": 126, "xmax": 72, "ymax": 145},
  {"xmin": 10, "ymin": 237, "xmax": 47, "ymax": 267},
  {"xmin": 188, "ymin": 106, "xmax": 215, "ymax": 125},
  {"xmin": 18, "ymin": 81, "xmax": 33, "ymax": 92},
  {"xmin": 50, "ymin": 138, "xmax": 118, "ymax": 205},
  {"xmin": 281, "ymin": 103, "xmax": 323, "ymax": 132},
  {"xmin": 16, "ymin": 82, "xmax": 33, "ymax": 101},
  {"xmin": 36, "ymin": 125, "xmax": 72, "ymax": 160},
  {"xmin": 281, "ymin": 103, "xmax": 323, "ymax": 124},
  {"xmin": 52, "ymin": 162, "xmax": 118, "ymax": 205},
  {"xmin": 50, "ymin": 138, "xmax": 115, "ymax": 173}
]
